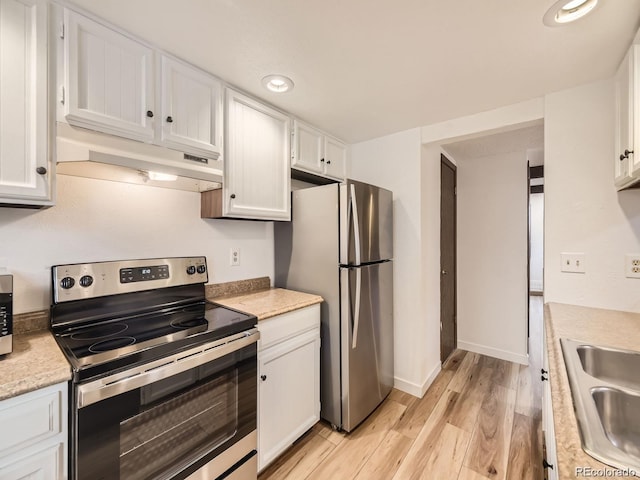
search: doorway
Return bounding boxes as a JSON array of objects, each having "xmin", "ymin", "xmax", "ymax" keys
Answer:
[{"xmin": 440, "ymin": 154, "xmax": 457, "ymax": 363}]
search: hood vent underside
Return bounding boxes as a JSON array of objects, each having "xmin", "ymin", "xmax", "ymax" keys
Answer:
[{"xmin": 56, "ymin": 123, "xmax": 223, "ymax": 192}]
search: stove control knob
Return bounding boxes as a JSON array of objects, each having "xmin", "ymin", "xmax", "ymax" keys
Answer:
[
  {"xmin": 186, "ymin": 266, "xmax": 196, "ymax": 275},
  {"xmin": 79, "ymin": 275, "xmax": 94, "ymax": 288},
  {"xmin": 196, "ymin": 265, "xmax": 206, "ymax": 274},
  {"xmin": 60, "ymin": 277, "xmax": 75, "ymax": 289}
]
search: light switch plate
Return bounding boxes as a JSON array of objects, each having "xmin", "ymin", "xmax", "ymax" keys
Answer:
[{"xmin": 561, "ymin": 253, "xmax": 585, "ymax": 273}]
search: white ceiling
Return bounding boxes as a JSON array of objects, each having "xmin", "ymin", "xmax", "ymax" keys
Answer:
[
  {"xmin": 69, "ymin": 0, "xmax": 640, "ymax": 144},
  {"xmin": 443, "ymin": 125, "xmax": 544, "ymax": 164}
]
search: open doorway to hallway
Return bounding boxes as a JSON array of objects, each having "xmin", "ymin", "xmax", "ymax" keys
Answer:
[
  {"xmin": 529, "ymin": 156, "xmax": 544, "ymax": 298},
  {"xmin": 442, "ymin": 124, "xmax": 543, "ymax": 365}
]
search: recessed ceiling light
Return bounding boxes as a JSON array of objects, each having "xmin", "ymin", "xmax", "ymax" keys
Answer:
[
  {"xmin": 543, "ymin": 0, "xmax": 598, "ymax": 26},
  {"xmin": 262, "ymin": 75, "xmax": 294, "ymax": 93}
]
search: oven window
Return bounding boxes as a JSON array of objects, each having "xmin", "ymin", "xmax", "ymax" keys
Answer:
[
  {"xmin": 74, "ymin": 343, "xmax": 256, "ymax": 480},
  {"xmin": 120, "ymin": 371, "xmax": 238, "ymax": 480}
]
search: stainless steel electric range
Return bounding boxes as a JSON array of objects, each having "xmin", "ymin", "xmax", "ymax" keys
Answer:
[{"xmin": 50, "ymin": 257, "xmax": 259, "ymax": 480}]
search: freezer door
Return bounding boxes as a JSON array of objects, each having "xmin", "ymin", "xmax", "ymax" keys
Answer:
[
  {"xmin": 340, "ymin": 180, "xmax": 393, "ymax": 265},
  {"xmin": 340, "ymin": 260, "xmax": 393, "ymax": 432}
]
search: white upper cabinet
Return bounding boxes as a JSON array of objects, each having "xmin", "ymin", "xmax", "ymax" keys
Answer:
[
  {"xmin": 63, "ymin": 9, "xmax": 155, "ymax": 142},
  {"xmin": 292, "ymin": 119, "xmax": 347, "ymax": 181},
  {"xmin": 62, "ymin": 9, "xmax": 224, "ymax": 161},
  {"xmin": 293, "ymin": 121, "xmax": 323, "ymax": 172},
  {"xmin": 224, "ymin": 88, "xmax": 290, "ymax": 220},
  {"xmin": 0, "ymin": 0, "xmax": 51, "ymax": 205},
  {"xmin": 324, "ymin": 135, "xmax": 347, "ymax": 180},
  {"xmin": 158, "ymin": 55, "xmax": 222, "ymax": 158},
  {"xmin": 615, "ymin": 45, "xmax": 640, "ymax": 191}
]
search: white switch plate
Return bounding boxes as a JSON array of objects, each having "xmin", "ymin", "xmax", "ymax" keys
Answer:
[
  {"xmin": 625, "ymin": 254, "xmax": 640, "ymax": 278},
  {"xmin": 561, "ymin": 253, "xmax": 585, "ymax": 273},
  {"xmin": 230, "ymin": 247, "xmax": 240, "ymax": 267}
]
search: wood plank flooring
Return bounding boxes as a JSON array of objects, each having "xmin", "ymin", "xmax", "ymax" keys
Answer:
[{"xmin": 259, "ymin": 297, "xmax": 544, "ymax": 480}]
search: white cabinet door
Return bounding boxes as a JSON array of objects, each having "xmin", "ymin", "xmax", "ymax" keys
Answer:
[
  {"xmin": 542, "ymin": 323, "xmax": 558, "ymax": 480},
  {"xmin": 0, "ymin": 383, "xmax": 68, "ymax": 480},
  {"xmin": 224, "ymin": 88, "xmax": 290, "ymax": 220},
  {"xmin": 159, "ymin": 55, "xmax": 222, "ymax": 159},
  {"xmin": 258, "ymin": 329, "xmax": 320, "ymax": 470},
  {"xmin": 293, "ymin": 120, "xmax": 323, "ymax": 173},
  {"xmin": 323, "ymin": 136, "xmax": 347, "ymax": 180},
  {"xmin": 64, "ymin": 9, "xmax": 155, "ymax": 141},
  {"xmin": 0, "ymin": 444, "xmax": 64, "ymax": 480},
  {"xmin": 0, "ymin": 0, "xmax": 51, "ymax": 204},
  {"xmin": 615, "ymin": 47, "xmax": 635, "ymax": 189},
  {"xmin": 292, "ymin": 120, "xmax": 347, "ymax": 182}
]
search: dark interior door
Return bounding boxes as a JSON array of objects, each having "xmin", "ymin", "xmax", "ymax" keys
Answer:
[{"xmin": 440, "ymin": 155, "xmax": 457, "ymax": 363}]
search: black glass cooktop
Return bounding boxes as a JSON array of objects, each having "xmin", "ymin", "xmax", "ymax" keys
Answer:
[{"xmin": 52, "ymin": 301, "xmax": 256, "ymax": 381}]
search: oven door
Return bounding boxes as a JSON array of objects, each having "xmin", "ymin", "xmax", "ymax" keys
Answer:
[{"xmin": 72, "ymin": 330, "xmax": 258, "ymax": 480}]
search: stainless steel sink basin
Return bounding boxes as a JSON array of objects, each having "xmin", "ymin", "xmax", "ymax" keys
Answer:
[
  {"xmin": 577, "ymin": 345, "xmax": 640, "ymax": 391},
  {"xmin": 561, "ymin": 339, "xmax": 640, "ymax": 472},
  {"xmin": 592, "ymin": 387, "xmax": 640, "ymax": 459}
]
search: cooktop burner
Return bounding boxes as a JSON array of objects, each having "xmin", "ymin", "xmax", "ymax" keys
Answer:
[
  {"xmin": 71, "ymin": 323, "xmax": 128, "ymax": 341},
  {"xmin": 89, "ymin": 336, "xmax": 136, "ymax": 352}
]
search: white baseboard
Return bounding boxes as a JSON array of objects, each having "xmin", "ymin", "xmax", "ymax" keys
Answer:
[
  {"xmin": 394, "ymin": 362, "xmax": 442, "ymax": 398},
  {"xmin": 458, "ymin": 340, "xmax": 529, "ymax": 365}
]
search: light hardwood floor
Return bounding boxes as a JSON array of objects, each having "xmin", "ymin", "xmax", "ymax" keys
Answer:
[{"xmin": 259, "ymin": 297, "xmax": 544, "ymax": 480}]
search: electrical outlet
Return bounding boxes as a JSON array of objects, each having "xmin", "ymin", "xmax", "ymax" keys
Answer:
[
  {"xmin": 561, "ymin": 253, "xmax": 585, "ymax": 273},
  {"xmin": 625, "ymin": 254, "xmax": 640, "ymax": 278},
  {"xmin": 230, "ymin": 247, "xmax": 240, "ymax": 267}
]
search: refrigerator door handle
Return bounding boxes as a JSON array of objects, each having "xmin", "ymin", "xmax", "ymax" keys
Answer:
[
  {"xmin": 352, "ymin": 267, "xmax": 362, "ymax": 349},
  {"xmin": 350, "ymin": 184, "xmax": 362, "ymax": 266}
]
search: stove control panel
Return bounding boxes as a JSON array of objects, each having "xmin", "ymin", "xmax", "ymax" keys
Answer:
[
  {"xmin": 52, "ymin": 257, "xmax": 208, "ymax": 303},
  {"xmin": 120, "ymin": 265, "xmax": 170, "ymax": 283}
]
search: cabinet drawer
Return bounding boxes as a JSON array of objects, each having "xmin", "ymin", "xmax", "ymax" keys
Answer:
[
  {"xmin": 0, "ymin": 387, "xmax": 62, "ymax": 455},
  {"xmin": 0, "ymin": 443, "xmax": 63, "ymax": 480},
  {"xmin": 257, "ymin": 304, "xmax": 320, "ymax": 351}
]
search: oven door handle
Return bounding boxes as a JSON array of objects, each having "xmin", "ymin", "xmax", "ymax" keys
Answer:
[{"xmin": 77, "ymin": 329, "xmax": 260, "ymax": 408}]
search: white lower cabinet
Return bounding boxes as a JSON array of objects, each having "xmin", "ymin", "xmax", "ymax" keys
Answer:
[
  {"xmin": 0, "ymin": 383, "xmax": 68, "ymax": 480},
  {"xmin": 257, "ymin": 304, "xmax": 320, "ymax": 472},
  {"xmin": 542, "ymin": 322, "xmax": 558, "ymax": 480}
]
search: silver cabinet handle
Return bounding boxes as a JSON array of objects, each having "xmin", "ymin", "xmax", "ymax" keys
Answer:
[{"xmin": 441, "ymin": 270, "xmax": 447, "ymax": 275}]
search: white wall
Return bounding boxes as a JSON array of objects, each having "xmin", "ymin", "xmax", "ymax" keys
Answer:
[
  {"xmin": 456, "ymin": 151, "xmax": 529, "ymax": 364},
  {"xmin": 530, "ymin": 193, "xmax": 544, "ymax": 292},
  {"xmin": 545, "ymin": 79, "xmax": 640, "ymax": 311},
  {"xmin": 349, "ymin": 128, "xmax": 439, "ymax": 397},
  {"xmin": 0, "ymin": 175, "xmax": 274, "ymax": 314}
]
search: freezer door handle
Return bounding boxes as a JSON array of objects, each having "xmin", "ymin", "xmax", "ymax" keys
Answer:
[
  {"xmin": 350, "ymin": 184, "xmax": 362, "ymax": 266},
  {"xmin": 352, "ymin": 267, "xmax": 362, "ymax": 349}
]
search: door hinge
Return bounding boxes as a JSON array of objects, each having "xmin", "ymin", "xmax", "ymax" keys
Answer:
[
  {"xmin": 59, "ymin": 22, "xmax": 65, "ymax": 39},
  {"xmin": 59, "ymin": 85, "xmax": 65, "ymax": 105}
]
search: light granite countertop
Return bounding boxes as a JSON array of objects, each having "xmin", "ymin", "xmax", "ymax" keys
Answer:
[
  {"xmin": 545, "ymin": 302, "xmax": 640, "ymax": 479},
  {"xmin": 211, "ymin": 287, "xmax": 323, "ymax": 320},
  {"xmin": 0, "ymin": 330, "xmax": 71, "ymax": 401}
]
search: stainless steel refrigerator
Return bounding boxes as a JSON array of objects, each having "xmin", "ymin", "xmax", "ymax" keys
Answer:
[{"xmin": 274, "ymin": 179, "xmax": 393, "ymax": 432}]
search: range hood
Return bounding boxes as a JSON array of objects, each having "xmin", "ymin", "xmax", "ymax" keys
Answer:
[{"xmin": 56, "ymin": 123, "xmax": 223, "ymax": 192}]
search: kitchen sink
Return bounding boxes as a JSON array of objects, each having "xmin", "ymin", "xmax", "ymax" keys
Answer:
[
  {"xmin": 591, "ymin": 387, "xmax": 640, "ymax": 459},
  {"xmin": 577, "ymin": 344, "xmax": 640, "ymax": 391},
  {"xmin": 561, "ymin": 339, "xmax": 640, "ymax": 472}
]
